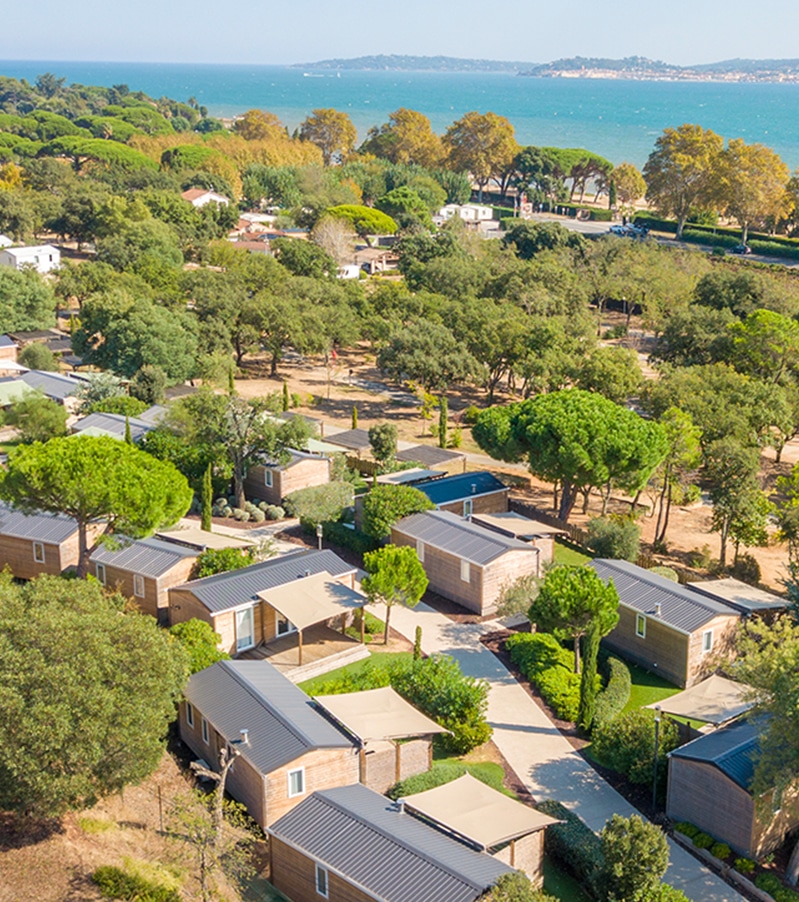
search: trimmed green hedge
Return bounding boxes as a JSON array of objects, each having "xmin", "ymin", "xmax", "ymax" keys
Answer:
[
  {"xmin": 537, "ymin": 799, "xmax": 604, "ymax": 897},
  {"xmin": 632, "ymin": 214, "xmax": 678, "ymax": 234},
  {"xmin": 755, "ymin": 873, "xmax": 799, "ymax": 902},
  {"xmin": 593, "ymin": 655, "xmax": 631, "ymax": 728},
  {"xmin": 319, "ymin": 520, "xmax": 378, "ymax": 554}
]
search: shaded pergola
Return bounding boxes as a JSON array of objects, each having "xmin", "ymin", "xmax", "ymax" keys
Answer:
[
  {"xmin": 645, "ymin": 674, "xmax": 754, "ymax": 727},
  {"xmin": 258, "ymin": 571, "xmax": 367, "ymax": 666}
]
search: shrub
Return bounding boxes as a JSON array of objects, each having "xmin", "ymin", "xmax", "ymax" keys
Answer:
[
  {"xmin": 591, "ymin": 709, "xmax": 679, "ymax": 787},
  {"xmin": 285, "ymin": 482, "xmax": 353, "ymax": 528},
  {"xmin": 731, "ymin": 553, "xmax": 761, "ymax": 585},
  {"xmin": 264, "ymin": 504, "xmax": 285, "ymax": 520},
  {"xmin": 692, "ymin": 832, "xmax": 714, "ymax": 850},
  {"xmin": 361, "ymin": 484, "xmax": 435, "ymax": 539},
  {"xmin": 506, "ymin": 633, "xmax": 585, "ymax": 721},
  {"xmin": 537, "ymin": 799, "xmax": 604, "ymax": 897},
  {"xmin": 753, "ymin": 872, "xmax": 799, "ymax": 902},
  {"xmin": 91, "ymin": 865, "xmax": 180, "ymax": 902},
  {"xmin": 600, "ymin": 814, "xmax": 669, "ymax": 902},
  {"xmin": 368, "ymin": 422, "xmax": 398, "ymax": 467},
  {"xmin": 649, "ymin": 565, "xmax": 679, "ymax": 583},
  {"xmin": 169, "ymin": 619, "xmax": 229, "ymax": 673},
  {"xmin": 129, "ymin": 364, "xmax": 166, "ymax": 405},
  {"xmin": 462, "ymin": 404, "xmax": 481, "ymax": 425},
  {"xmin": 587, "ymin": 515, "xmax": 641, "ymax": 561},
  {"xmin": 86, "ymin": 395, "xmax": 149, "ymax": 417},
  {"xmin": 19, "ymin": 342, "xmax": 59, "ymax": 371},
  {"xmin": 734, "ymin": 857, "xmax": 756, "ymax": 874},
  {"xmin": 710, "ymin": 842, "xmax": 732, "ymax": 861},
  {"xmin": 673, "ymin": 822, "xmax": 699, "ymax": 839},
  {"xmin": 191, "ymin": 547, "xmax": 253, "ymax": 579},
  {"xmin": 320, "ymin": 520, "xmax": 378, "ymax": 554},
  {"xmin": 593, "ymin": 655, "xmax": 631, "ymax": 728}
]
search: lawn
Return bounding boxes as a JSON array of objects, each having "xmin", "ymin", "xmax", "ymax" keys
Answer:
[
  {"xmin": 544, "ymin": 859, "xmax": 591, "ymax": 902},
  {"xmin": 553, "ymin": 541, "xmax": 592, "ymax": 567},
  {"xmin": 297, "ymin": 650, "xmax": 414, "ymax": 695},
  {"xmin": 0, "ymin": 438, "xmax": 22, "ymax": 455},
  {"xmin": 621, "ymin": 661, "xmax": 682, "ymax": 713}
]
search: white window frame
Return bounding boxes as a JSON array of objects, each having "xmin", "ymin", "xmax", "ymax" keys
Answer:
[
  {"xmin": 287, "ymin": 767, "xmax": 305, "ymax": 798},
  {"xmin": 702, "ymin": 629, "xmax": 714, "ymax": 653},
  {"xmin": 236, "ymin": 605, "xmax": 256, "ymax": 652},
  {"xmin": 636, "ymin": 614, "xmax": 646, "ymax": 638},
  {"xmin": 315, "ymin": 863, "xmax": 329, "ymax": 898},
  {"xmin": 264, "ymin": 468, "xmax": 273, "ymax": 488},
  {"xmin": 201, "ymin": 716, "xmax": 209, "ymax": 744},
  {"xmin": 460, "ymin": 559, "xmax": 470, "ymax": 583},
  {"xmin": 276, "ymin": 613, "xmax": 296, "ymax": 636},
  {"xmin": 96, "ymin": 562, "xmax": 106, "ymax": 585},
  {"xmin": 463, "ymin": 499, "xmax": 473, "ymax": 518},
  {"xmin": 416, "ymin": 539, "xmax": 425, "ymax": 562},
  {"xmin": 186, "ymin": 702, "xmax": 194, "ymax": 728},
  {"xmin": 133, "ymin": 574, "xmax": 145, "ymax": 598},
  {"xmin": 33, "ymin": 541, "xmax": 45, "ymax": 564}
]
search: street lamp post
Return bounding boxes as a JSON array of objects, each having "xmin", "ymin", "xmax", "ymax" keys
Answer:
[
  {"xmin": 316, "ymin": 523, "xmax": 323, "ymax": 551},
  {"xmin": 652, "ymin": 705, "xmax": 662, "ymax": 811}
]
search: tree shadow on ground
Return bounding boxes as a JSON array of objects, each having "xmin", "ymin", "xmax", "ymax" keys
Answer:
[{"xmin": 0, "ymin": 811, "xmax": 64, "ymax": 851}]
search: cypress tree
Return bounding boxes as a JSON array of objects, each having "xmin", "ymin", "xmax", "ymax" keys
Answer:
[
  {"xmin": 352, "ymin": 405, "xmax": 358, "ymax": 429},
  {"xmin": 228, "ymin": 368, "xmax": 236, "ymax": 396},
  {"xmin": 282, "ymin": 380, "xmax": 290, "ymax": 412},
  {"xmin": 201, "ymin": 463, "xmax": 213, "ymax": 532},
  {"xmin": 438, "ymin": 396, "xmax": 448, "ymax": 449},
  {"xmin": 413, "ymin": 625, "xmax": 423, "ymax": 661},
  {"xmin": 124, "ymin": 415, "xmax": 132, "ymax": 445},
  {"xmin": 578, "ymin": 623, "xmax": 601, "ymax": 733}
]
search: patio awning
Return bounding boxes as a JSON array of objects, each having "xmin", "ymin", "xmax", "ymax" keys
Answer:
[
  {"xmin": 315, "ymin": 686, "xmax": 447, "ymax": 741},
  {"xmin": 258, "ymin": 571, "xmax": 366, "ymax": 631},
  {"xmin": 644, "ymin": 674, "xmax": 753, "ymax": 726},
  {"xmin": 156, "ymin": 525, "xmax": 255, "ymax": 551},
  {"xmin": 402, "ymin": 773, "xmax": 559, "ymax": 850}
]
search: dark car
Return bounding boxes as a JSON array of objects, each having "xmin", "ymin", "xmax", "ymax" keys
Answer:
[{"xmin": 731, "ymin": 244, "xmax": 752, "ymax": 255}]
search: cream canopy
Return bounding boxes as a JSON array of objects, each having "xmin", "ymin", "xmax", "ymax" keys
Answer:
[
  {"xmin": 402, "ymin": 773, "xmax": 559, "ymax": 849},
  {"xmin": 645, "ymin": 674, "xmax": 753, "ymax": 726},
  {"xmin": 316, "ymin": 686, "xmax": 447, "ymax": 741},
  {"xmin": 258, "ymin": 571, "xmax": 366, "ymax": 631}
]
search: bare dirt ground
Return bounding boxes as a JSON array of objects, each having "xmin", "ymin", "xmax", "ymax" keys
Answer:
[{"xmin": 232, "ymin": 323, "xmax": 792, "ymax": 592}]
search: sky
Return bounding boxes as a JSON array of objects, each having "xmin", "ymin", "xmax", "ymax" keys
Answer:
[{"xmin": 3, "ymin": 0, "xmax": 799, "ymax": 66}]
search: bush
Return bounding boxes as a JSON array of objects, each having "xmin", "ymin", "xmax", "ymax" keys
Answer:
[
  {"xmin": 129, "ymin": 364, "xmax": 167, "ymax": 405},
  {"xmin": 734, "ymin": 857, "xmax": 756, "ymax": 874},
  {"xmin": 18, "ymin": 342, "xmax": 59, "ymax": 371},
  {"xmin": 86, "ymin": 395, "xmax": 149, "ymax": 417},
  {"xmin": 710, "ymin": 842, "xmax": 732, "ymax": 861},
  {"xmin": 361, "ymin": 484, "xmax": 435, "ymax": 539},
  {"xmin": 593, "ymin": 655, "xmax": 631, "ymax": 728},
  {"xmin": 753, "ymin": 873, "xmax": 799, "ymax": 902},
  {"xmin": 592, "ymin": 709, "xmax": 679, "ymax": 787},
  {"xmin": 587, "ymin": 516, "xmax": 641, "ymax": 561},
  {"xmin": 649, "ymin": 565, "xmax": 680, "ymax": 583},
  {"xmin": 264, "ymin": 504, "xmax": 285, "ymax": 520},
  {"xmin": 692, "ymin": 832, "xmax": 714, "ymax": 850},
  {"xmin": 368, "ymin": 422, "xmax": 398, "ymax": 467},
  {"xmin": 169, "ymin": 619, "xmax": 229, "ymax": 673},
  {"xmin": 506, "ymin": 633, "xmax": 585, "ymax": 721},
  {"xmin": 388, "ymin": 761, "xmax": 505, "ymax": 799},
  {"xmin": 673, "ymin": 822, "xmax": 699, "ymax": 839},
  {"xmin": 537, "ymin": 799, "xmax": 604, "ymax": 897},
  {"xmin": 462, "ymin": 404, "xmax": 481, "ymax": 425},
  {"xmin": 284, "ymin": 482, "xmax": 353, "ymax": 528},
  {"xmin": 92, "ymin": 865, "xmax": 180, "ymax": 902},
  {"xmin": 731, "ymin": 553, "xmax": 761, "ymax": 585},
  {"xmin": 191, "ymin": 547, "xmax": 253, "ymax": 579},
  {"xmin": 320, "ymin": 520, "xmax": 378, "ymax": 554}
]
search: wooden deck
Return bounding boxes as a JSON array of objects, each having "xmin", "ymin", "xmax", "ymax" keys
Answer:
[{"xmin": 239, "ymin": 623, "xmax": 370, "ymax": 682}]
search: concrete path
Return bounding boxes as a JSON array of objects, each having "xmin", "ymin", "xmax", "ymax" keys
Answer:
[{"xmin": 378, "ymin": 600, "xmax": 744, "ymax": 902}]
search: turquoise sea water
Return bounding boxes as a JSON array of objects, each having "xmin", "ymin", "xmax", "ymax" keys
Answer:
[{"xmin": 2, "ymin": 60, "xmax": 799, "ymax": 167}]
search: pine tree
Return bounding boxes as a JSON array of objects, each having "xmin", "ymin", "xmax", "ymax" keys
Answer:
[
  {"xmin": 438, "ymin": 396, "xmax": 448, "ymax": 449},
  {"xmin": 201, "ymin": 463, "xmax": 213, "ymax": 532}
]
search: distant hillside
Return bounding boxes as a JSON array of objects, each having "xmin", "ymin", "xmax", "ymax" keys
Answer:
[
  {"xmin": 521, "ymin": 56, "xmax": 799, "ymax": 82},
  {"xmin": 293, "ymin": 55, "xmax": 534, "ymax": 73}
]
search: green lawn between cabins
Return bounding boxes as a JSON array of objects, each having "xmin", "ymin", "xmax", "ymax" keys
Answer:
[{"xmin": 553, "ymin": 541, "xmax": 592, "ymax": 567}]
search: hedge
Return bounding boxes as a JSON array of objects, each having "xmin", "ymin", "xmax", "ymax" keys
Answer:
[
  {"xmin": 537, "ymin": 799, "xmax": 604, "ymax": 897},
  {"xmin": 755, "ymin": 873, "xmax": 799, "ymax": 902},
  {"xmin": 632, "ymin": 214, "xmax": 678, "ymax": 234},
  {"xmin": 506, "ymin": 633, "xmax": 586, "ymax": 722},
  {"xmin": 593, "ymin": 655, "xmax": 631, "ymax": 728},
  {"xmin": 388, "ymin": 761, "xmax": 505, "ymax": 799},
  {"xmin": 592, "ymin": 709, "xmax": 679, "ymax": 788},
  {"xmin": 92, "ymin": 866, "xmax": 180, "ymax": 902},
  {"xmin": 319, "ymin": 520, "xmax": 378, "ymax": 554}
]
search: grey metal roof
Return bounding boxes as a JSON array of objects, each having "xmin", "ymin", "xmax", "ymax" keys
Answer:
[
  {"xmin": 269, "ymin": 784, "xmax": 511, "ymax": 902},
  {"xmin": 687, "ymin": 578, "xmax": 789, "ymax": 615},
  {"xmin": 590, "ymin": 559, "xmax": 737, "ymax": 634},
  {"xmin": 73, "ymin": 412, "xmax": 154, "ymax": 442},
  {"xmin": 393, "ymin": 510, "xmax": 535, "ymax": 566},
  {"xmin": 176, "ymin": 549, "xmax": 356, "ymax": 614},
  {"xmin": 325, "ymin": 428, "xmax": 372, "ymax": 451},
  {"xmin": 0, "ymin": 502, "xmax": 78, "ymax": 544},
  {"xmin": 19, "ymin": 370, "xmax": 81, "ymax": 400},
  {"xmin": 396, "ymin": 444, "xmax": 467, "ymax": 466},
  {"xmin": 416, "ymin": 471, "xmax": 507, "ymax": 506},
  {"xmin": 90, "ymin": 536, "xmax": 196, "ymax": 578},
  {"xmin": 136, "ymin": 404, "xmax": 169, "ymax": 426},
  {"xmin": 185, "ymin": 660, "xmax": 353, "ymax": 774},
  {"xmin": 0, "ymin": 335, "xmax": 16, "ymax": 348},
  {"xmin": 668, "ymin": 717, "xmax": 761, "ymax": 791}
]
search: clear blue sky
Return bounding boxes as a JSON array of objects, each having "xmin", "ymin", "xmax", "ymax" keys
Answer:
[{"xmin": 3, "ymin": 0, "xmax": 799, "ymax": 66}]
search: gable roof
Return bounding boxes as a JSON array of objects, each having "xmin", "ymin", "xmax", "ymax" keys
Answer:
[
  {"xmin": 393, "ymin": 510, "xmax": 535, "ymax": 566},
  {"xmin": 668, "ymin": 717, "xmax": 761, "ymax": 791},
  {"xmin": 589, "ymin": 559, "xmax": 737, "ymax": 634},
  {"xmin": 90, "ymin": 536, "xmax": 196, "ymax": 578},
  {"xmin": 173, "ymin": 549, "xmax": 356, "ymax": 614},
  {"xmin": 0, "ymin": 335, "xmax": 17, "ymax": 348},
  {"xmin": 137, "ymin": 404, "xmax": 169, "ymax": 426},
  {"xmin": 396, "ymin": 444, "xmax": 467, "ymax": 466},
  {"xmin": 416, "ymin": 471, "xmax": 506, "ymax": 506},
  {"xmin": 185, "ymin": 660, "xmax": 353, "ymax": 774},
  {"xmin": 269, "ymin": 784, "xmax": 511, "ymax": 902},
  {"xmin": 72, "ymin": 412, "xmax": 154, "ymax": 442},
  {"xmin": 0, "ymin": 502, "xmax": 77, "ymax": 544},
  {"xmin": 1, "ymin": 244, "xmax": 59, "ymax": 258},
  {"xmin": 19, "ymin": 370, "xmax": 80, "ymax": 401},
  {"xmin": 325, "ymin": 428, "xmax": 372, "ymax": 451}
]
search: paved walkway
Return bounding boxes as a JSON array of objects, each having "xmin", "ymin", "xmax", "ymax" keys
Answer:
[{"xmin": 377, "ymin": 600, "xmax": 744, "ymax": 902}]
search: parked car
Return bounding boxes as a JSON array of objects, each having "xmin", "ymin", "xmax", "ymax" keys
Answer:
[
  {"xmin": 609, "ymin": 224, "xmax": 628, "ymax": 235},
  {"xmin": 731, "ymin": 244, "xmax": 752, "ymax": 255}
]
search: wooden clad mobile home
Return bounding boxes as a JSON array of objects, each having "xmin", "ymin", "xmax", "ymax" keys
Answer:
[
  {"xmin": 180, "ymin": 660, "xmax": 359, "ymax": 829},
  {"xmin": 391, "ymin": 510, "xmax": 540, "ymax": 615},
  {"xmin": 0, "ymin": 503, "xmax": 82, "ymax": 579},
  {"xmin": 243, "ymin": 449, "xmax": 331, "ymax": 505},
  {"xmin": 415, "ymin": 471, "xmax": 509, "ymax": 518}
]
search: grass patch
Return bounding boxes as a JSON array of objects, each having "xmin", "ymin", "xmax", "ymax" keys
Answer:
[
  {"xmin": 543, "ymin": 858, "xmax": 592, "ymax": 902},
  {"xmin": 390, "ymin": 760, "xmax": 511, "ymax": 798},
  {"xmin": 621, "ymin": 661, "xmax": 681, "ymax": 713},
  {"xmin": 0, "ymin": 438, "xmax": 22, "ymax": 455},
  {"xmin": 297, "ymin": 650, "xmax": 414, "ymax": 695},
  {"xmin": 554, "ymin": 541, "xmax": 592, "ymax": 567},
  {"xmin": 78, "ymin": 816, "xmax": 116, "ymax": 834}
]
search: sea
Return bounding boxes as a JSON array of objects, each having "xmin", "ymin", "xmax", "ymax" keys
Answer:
[{"xmin": 2, "ymin": 59, "xmax": 799, "ymax": 169}]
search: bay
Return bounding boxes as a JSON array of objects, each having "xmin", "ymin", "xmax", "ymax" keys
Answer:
[{"xmin": 2, "ymin": 59, "xmax": 799, "ymax": 167}]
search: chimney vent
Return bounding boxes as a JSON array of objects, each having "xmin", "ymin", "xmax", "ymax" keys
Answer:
[
  {"xmin": 396, "ymin": 799, "xmax": 405, "ymax": 814},
  {"xmin": 240, "ymin": 729, "xmax": 249, "ymax": 745},
  {"xmin": 471, "ymin": 483, "xmax": 477, "ymax": 494},
  {"xmin": 655, "ymin": 602, "xmax": 662, "ymax": 617},
  {"xmin": 305, "ymin": 569, "xmax": 311, "ymax": 577}
]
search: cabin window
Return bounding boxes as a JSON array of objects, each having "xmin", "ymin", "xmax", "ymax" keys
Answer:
[
  {"xmin": 201, "ymin": 716, "xmax": 209, "ymax": 744},
  {"xmin": 133, "ymin": 574, "xmax": 145, "ymax": 598},
  {"xmin": 416, "ymin": 540, "xmax": 424, "ymax": 562},
  {"xmin": 276, "ymin": 614, "xmax": 296, "ymax": 636},
  {"xmin": 287, "ymin": 767, "xmax": 305, "ymax": 798},
  {"xmin": 636, "ymin": 614, "xmax": 646, "ymax": 638},
  {"xmin": 315, "ymin": 864, "xmax": 329, "ymax": 898},
  {"xmin": 264, "ymin": 468, "xmax": 273, "ymax": 488},
  {"xmin": 236, "ymin": 606, "xmax": 255, "ymax": 652},
  {"xmin": 702, "ymin": 629, "xmax": 714, "ymax": 653},
  {"xmin": 33, "ymin": 542, "xmax": 45, "ymax": 564},
  {"xmin": 96, "ymin": 563, "xmax": 106, "ymax": 585},
  {"xmin": 463, "ymin": 499, "xmax": 473, "ymax": 518},
  {"xmin": 460, "ymin": 559, "xmax": 471, "ymax": 583},
  {"xmin": 186, "ymin": 702, "xmax": 194, "ymax": 728}
]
